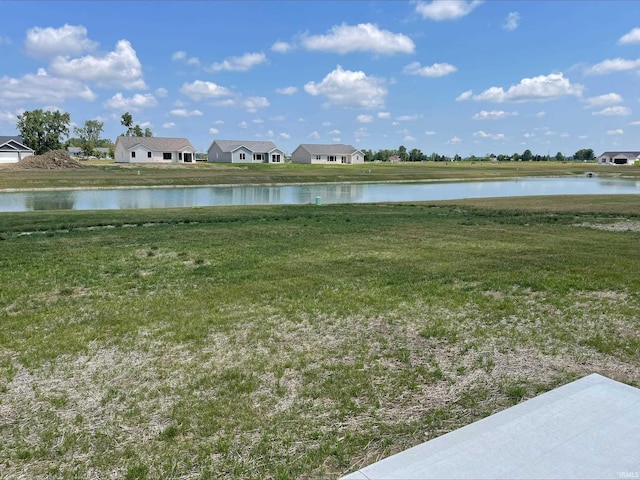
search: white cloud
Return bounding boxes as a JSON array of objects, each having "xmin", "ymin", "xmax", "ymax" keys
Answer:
[
  {"xmin": 180, "ymin": 80, "xmax": 233, "ymax": 100},
  {"xmin": 425, "ymin": 130, "xmax": 436, "ymax": 135},
  {"xmin": 170, "ymin": 109, "xmax": 203, "ymax": 117},
  {"xmin": 473, "ymin": 130, "xmax": 505, "ymax": 140},
  {"xmin": 586, "ymin": 58, "xmax": 640, "ymax": 75},
  {"xmin": 472, "ymin": 110, "xmax": 517, "ymax": 120},
  {"xmin": 270, "ymin": 115, "xmax": 285, "ymax": 121},
  {"xmin": 396, "ymin": 114, "xmax": 422, "ymax": 121},
  {"xmin": 357, "ymin": 114, "xmax": 374, "ymax": 123},
  {"xmin": 252, "ymin": 118, "xmax": 263, "ymax": 124},
  {"xmin": 301, "ymin": 23, "xmax": 414, "ymax": 55},
  {"xmin": 535, "ymin": 111, "xmax": 546, "ymax": 118},
  {"xmin": 210, "ymin": 52, "xmax": 266, "ymax": 72},
  {"xmin": 155, "ymin": 88, "xmax": 168, "ymax": 98},
  {"xmin": 276, "ymin": 86, "xmax": 298, "ymax": 95},
  {"xmin": 503, "ymin": 12, "xmax": 520, "ymax": 31},
  {"xmin": 446, "ymin": 136, "xmax": 462, "ymax": 144},
  {"xmin": 103, "ymin": 92, "xmax": 157, "ymax": 110},
  {"xmin": 238, "ymin": 121, "xmax": 248, "ymax": 128},
  {"xmin": 630, "ymin": 120, "xmax": 640, "ymax": 126},
  {"xmin": 607, "ymin": 129, "xmax": 624, "ymax": 135},
  {"xmin": 404, "ymin": 135, "xmax": 416, "ymax": 141},
  {"xmin": 579, "ymin": 134, "xmax": 588, "ymax": 139},
  {"xmin": 279, "ymin": 132, "xmax": 291, "ymax": 139},
  {"xmin": 25, "ymin": 24, "xmax": 97, "ymax": 58},
  {"xmin": 471, "ymin": 73, "xmax": 583, "ymax": 103},
  {"xmin": 298, "ymin": 118, "xmax": 306, "ymax": 122},
  {"xmin": 354, "ymin": 127, "xmax": 370, "ymax": 138},
  {"xmin": 271, "ymin": 41, "xmax": 293, "ymax": 53},
  {"xmin": 214, "ymin": 120, "xmax": 224, "ymax": 125},
  {"xmin": 163, "ymin": 122, "xmax": 175, "ymax": 129},
  {"xmin": 403, "ymin": 62, "xmax": 457, "ymax": 77},
  {"xmin": 209, "ymin": 128, "xmax": 219, "ymax": 135},
  {"xmin": 172, "ymin": 50, "xmax": 199, "ymax": 66},
  {"xmin": 243, "ymin": 96, "xmax": 270, "ymax": 112},
  {"xmin": 266, "ymin": 130, "xmax": 274, "ymax": 138},
  {"xmin": 49, "ymin": 39, "xmax": 146, "ymax": 90},
  {"xmin": 583, "ymin": 93, "xmax": 623, "ymax": 108},
  {"xmin": 377, "ymin": 111, "xmax": 391, "ymax": 119},
  {"xmin": 332, "ymin": 137, "xmax": 341, "ymax": 143},
  {"xmin": 304, "ymin": 65, "xmax": 387, "ymax": 109},
  {"xmin": 328, "ymin": 129, "xmax": 341, "ymax": 135},
  {"xmin": 592, "ymin": 106, "xmax": 631, "ymax": 116},
  {"xmin": 456, "ymin": 90, "xmax": 473, "ymax": 101},
  {"xmin": 0, "ymin": 110, "xmax": 18, "ymax": 123},
  {"xmin": 308, "ymin": 131, "xmax": 320, "ymax": 139},
  {"xmin": 0, "ymin": 69, "xmax": 95, "ymax": 105},
  {"xmin": 415, "ymin": 0, "xmax": 483, "ymax": 20},
  {"xmin": 619, "ymin": 28, "xmax": 640, "ymax": 45}
]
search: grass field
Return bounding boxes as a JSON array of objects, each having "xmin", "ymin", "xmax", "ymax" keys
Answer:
[
  {"xmin": 1, "ymin": 195, "xmax": 639, "ymax": 478},
  {"xmin": 1, "ymin": 160, "xmax": 638, "ymax": 190}
]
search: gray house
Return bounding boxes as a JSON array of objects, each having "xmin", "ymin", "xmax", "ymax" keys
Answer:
[
  {"xmin": 0, "ymin": 136, "xmax": 34, "ymax": 164},
  {"xmin": 598, "ymin": 151, "xmax": 640, "ymax": 165},
  {"xmin": 114, "ymin": 136, "xmax": 196, "ymax": 163},
  {"xmin": 207, "ymin": 140, "xmax": 284, "ymax": 163},
  {"xmin": 291, "ymin": 144, "xmax": 364, "ymax": 165}
]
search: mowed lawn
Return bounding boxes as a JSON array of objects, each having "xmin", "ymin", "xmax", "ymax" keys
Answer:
[{"xmin": 1, "ymin": 196, "xmax": 639, "ymax": 479}]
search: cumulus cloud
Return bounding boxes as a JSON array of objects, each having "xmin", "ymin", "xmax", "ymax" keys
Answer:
[
  {"xmin": 377, "ymin": 111, "xmax": 391, "ymax": 119},
  {"xmin": 404, "ymin": 135, "xmax": 416, "ymax": 141},
  {"xmin": 304, "ymin": 65, "xmax": 387, "ymax": 109},
  {"xmin": 243, "ymin": 96, "xmax": 270, "ymax": 112},
  {"xmin": 0, "ymin": 69, "xmax": 95, "ymax": 105},
  {"xmin": 172, "ymin": 50, "xmax": 199, "ymax": 66},
  {"xmin": 470, "ymin": 73, "xmax": 583, "ymax": 103},
  {"xmin": 279, "ymin": 132, "xmax": 291, "ymax": 139},
  {"xmin": 630, "ymin": 120, "xmax": 640, "ymax": 126},
  {"xmin": 276, "ymin": 86, "xmax": 298, "ymax": 95},
  {"xmin": 456, "ymin": 90, "xmax": 473, "ymax": 101},
  {"xmin": 180, "ymin": 80, "xmax": 233, "ymax": 100},
  {"xmin": 396, "ymin": 114, "xmax": 422, "ymax": 121},
  {"xmin": 155, "ymin": 88, "xmax": 168, "ymax": 98},
  {"xmin": 473, "ymin": 130, "xmax": 506, "ymax": 140},
  {"xmin": 583, "ymin": 93, "xmax": 623, "ymax": 108},
  {"xmin": 472, "ymin": 110, "xmax": 517, "ymax": 120},
  {"xmin": 301, "ymin": 23, "xmax": 414, "ymax": 55},
  {"xmin": 592, "ymin": 106, "xmax": 631, "ymax": 116},
  {"xmin": 425, "ymin": 130, "xmax": 436, "ymax": 135},
  {"xmin": 238, "ymin": 121, "xmax": 248, "ymax": 128},
  {"xmin": 308, "ymin": 131, "xmax": 320, "ymax": 139},
  {"xmin": 415, "ymin": 0, "xmax": 483, "ymax": 20},
  {"xmin": 170, "ymin": 109, "xmax": 203, "ymax": 117},
  {"xmin": 586, "ymin": 58, "xmax": 640, "ymax": 75},
  {"xmin": 25, "ymin": 24, "xmax": 97, "ymax": 58},
  {"xmin": 49, "ymin": 39, "xmax": 146, "ymax": 89},
  {"xmin": 0, "ymin": 110, "xmax": 19, "ymax": 123},
  {"xmin": 607, "ymin": 129, "xmax": 624, "ymax": 135},
  {"xmin": 619, "ymin": 28, "xmax": 640, "ymax": 45},
  {"xmin": 503, "ymin": 12, "xmax": 520, "ymax": 31},
  {"xmin": 163, "ymin": 122, "xmax": 175, "ymax": 129},
  {"xmin": 446, "ymin": 136, "xmax": 462, "ymax": 144},
  {"xmin": 328, "ymin": 129, "xmax": 341, "ymax": 135},
  {"xmin": 209, "ymin": 52, "xmax": 266, "ymax": 72},
  {"xmin": 209, "ymin": 127, "xmax": 219, "ymax": 134},
  {"xmin": 103, "ymin": 92, "xmax": 157, "ymax": 110},
  {"xmin": 403, "ymin": 61, "xmax": 457, "ymax": 77},
  {"xmin": 535, "ymin": 111, "xmax": 546, "ymax": 118},
  {"xmin": 357, "ymin": 114, "xmax": 374, "ymax": 123},
  {"xmin": 271, "ymin": 41, "xmax": 293, "ymax": 53}
]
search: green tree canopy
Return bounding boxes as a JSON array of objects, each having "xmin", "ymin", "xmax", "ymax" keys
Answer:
[
  {"xmin": 74, "ymin": 119, "xmax": 104, "ymax": 157},
  {"xmin": 121, "ymin": 112, "xmax": 153, "ymax": 137},
  {"xmin": 16, "ymin": 109, "xmax": 71, "ymax": 155},
  {"xmin": 574, "ymin": 148, "xmax": 595, "ymax": 161}
]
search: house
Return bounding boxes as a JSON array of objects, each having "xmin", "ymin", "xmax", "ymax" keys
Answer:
[
  {"xmin": 207, "ymin": 140, "xmax": 284, "ymax": 164},
  {"xmin": 0, "ymin": 136, "xmax": 35, "ymax": 163},
  {"xmin": 291, "ymin": 144, "xmax": 364, "ymax": 165},
  {"xmin": 598, "ymin": 151, "xmax": 640, "ymax": 165},
  {"xmin": 68, "ymin": 146, "xmax": 111, "ymax": 159},
  {"xmin": 114, "ymin": 136, "xmax": 196, "ymax": 163},
  {"xmin": 388, "ymin": 155, "xmax": 401, "ymax": 163}
]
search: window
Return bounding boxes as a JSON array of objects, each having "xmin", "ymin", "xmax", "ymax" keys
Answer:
[
  {"xmin": 239, "ymin": 153, "xmax": 246, "ymax": 160},
  {"xmin": 131, "ymin": 151, "xmax": 136, "ymax": 158},
  {"xmin": 328, "ymin": 156, "xmax": 335, "ymax": 162},
  {"xmin": 341, "ymin": 156, "xmax": 347, "ymax": 164},
  {"xmin": 163, "ymin": 152, "xmax": 172, "ymax": 160},
  {"xmin": 179, "ymin": 152, "xmax": 183, "ymax": 161},
  {"xmin": 147, "ymin": 152, "xmax": 152, "ymax": 158},
  {"xmin": 271, "ymin": 154, "xmax": 281, "ymax": 163},
  {"xmin": 253, "ymin": 154, "xmax": 263, "ymax": 161},
  {"xmin": 315, "ymin": 155, "xmax": 321, "ymax": 160}
]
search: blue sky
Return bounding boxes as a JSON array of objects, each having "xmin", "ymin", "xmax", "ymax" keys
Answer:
[{"xmin": 1, "ymin": 1, "xmax": 639, "ymax": 156}]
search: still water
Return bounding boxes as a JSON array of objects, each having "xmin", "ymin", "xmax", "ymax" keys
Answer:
[{"xmin": 1, "ymin": 177, "xmax": 639, "ymax": 212}]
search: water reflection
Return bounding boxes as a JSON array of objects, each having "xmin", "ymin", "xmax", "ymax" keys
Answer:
[{"xmin": 0, "ymin": 177, "xmax": 638, "ymax": 212}]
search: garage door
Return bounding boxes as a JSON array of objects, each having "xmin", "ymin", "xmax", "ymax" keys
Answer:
[{"xmin": 0, "ymin": 151, "xmax": 19, "ymax": 163}]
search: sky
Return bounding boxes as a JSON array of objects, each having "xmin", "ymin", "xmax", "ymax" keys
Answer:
[{"xmin": 1, "ymin": 0, "xmax": 639, "ymax": 157}]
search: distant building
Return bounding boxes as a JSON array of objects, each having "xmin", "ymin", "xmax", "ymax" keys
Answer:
[
  {"xmin": 598, "ymin": 151, "xmax": 640, "ymax": 165},
  {"xmin": 291, "ymin": 144, "xmax": 364, "ymax": 165},
  {"xmin": 0, "ymin": 136, "xmax": 34, "ymax": 163},
  {"xmin": 114, "ymin": 136, "xmax": 196, "ymax": 163},
  {"xmin": 389, "ymin": 155, "xmax": 401, "ymax": 163},
  {"xmin": 207, "ymin": 140, "xmax": 284, "ymax": 163}
]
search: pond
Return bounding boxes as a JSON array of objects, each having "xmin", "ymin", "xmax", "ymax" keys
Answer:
[{"xmin": 0, "ymin": 177, "xmax": 639, "ymax": 212}]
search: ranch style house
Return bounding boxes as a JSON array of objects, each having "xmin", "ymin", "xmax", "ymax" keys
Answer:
[
  {"xmin": 291, "ymin": 144, "xmax": 365, "ymax": 165},
  {"xmin": 114, "ymin": 136, "xmax": 196, "ymax": 163},
  {"xmin": 207, "ymin": 140, "xmax": 285, "ymax": 164},
  {"xmin": 0, "ymin": 136, "xmax": 34, "ymax": 163}
]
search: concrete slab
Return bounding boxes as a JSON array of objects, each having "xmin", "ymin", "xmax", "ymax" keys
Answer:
[{"xmin": 341, "ymin": 374, "xmax": 640, "ymax": 479}]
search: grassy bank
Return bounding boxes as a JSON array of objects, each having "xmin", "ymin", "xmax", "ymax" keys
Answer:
[
  {"xmin": 1, "ymin": 196, "xmax": 639, "ymax": 478},
  {"xmin": 1, "ymin": 160, "xmax": 638, "ymax": 190}
]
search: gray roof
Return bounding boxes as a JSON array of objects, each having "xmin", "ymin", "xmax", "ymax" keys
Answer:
[
  {"xmin": 297, "ymin": 143, "xmax": 361, "ymax": 155},
  {"xmin": 599, "ymin": 151, "xmax": 640, "ymax": 157},
  {"xmin": 0, "ymin": 136, "xmax": 33, "ymax": 151},
  {"xmin": 213, "ymin": 140, "xmax": 280, "ymax": 153},
  {"xmin": 342, "ymin": 373, "xmax": 640, "ymax": 480},
  {"xmin": 116, "ymin": 136, "xmax": 194, "ymax": 151}
]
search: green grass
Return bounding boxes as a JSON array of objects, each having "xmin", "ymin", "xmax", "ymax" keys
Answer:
[{"xmin": 1, "ymin": 196, "xmax": 639, "ymax": 478}]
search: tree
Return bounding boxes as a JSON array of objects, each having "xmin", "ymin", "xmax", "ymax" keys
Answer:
[
  {"xmin": 74, "ymin": 119, "xmax": 104, "ymax": 157},
  {"xmin": 398, "ymin": 145, "xmax": 408, "ymax": 162},
  {"xmin": 121, "ymin": 112, "xmax": 134, "ymax": 136},
  {"xmin": 555, "ymin": 151, "xmax": 565, "ymax": 162},
  {"xmin": 574, "ymin": 148, "xmax": 595, "ymax": 161},
  {"xmin": 409, "ymin": 148, "xmax": 425, "ymax": 162},
  {"xmin": 143, "ymin": 127, "xmax": 153, "ymax": 137},
  {"xmin": 522, "ymin": 149, "xmax": 533, "ymax": 161},
  {"xmin": 16, "ymin": 109, "xmax": 71, "ymax": 155}
]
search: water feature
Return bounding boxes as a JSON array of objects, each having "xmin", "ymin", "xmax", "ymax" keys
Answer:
[{"xmin": 0, "ymin": 177, "xmax": 639, "ymax": 212}]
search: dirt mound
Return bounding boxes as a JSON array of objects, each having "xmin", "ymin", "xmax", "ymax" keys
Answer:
[{"xmin": 12, "ymin": 150, "xmax": 83, "ymax": 170}]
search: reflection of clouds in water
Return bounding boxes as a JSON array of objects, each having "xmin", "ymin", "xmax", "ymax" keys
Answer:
[{"xmin": 1, "ymin": 178, "xmax": 639, "ymax": 212}]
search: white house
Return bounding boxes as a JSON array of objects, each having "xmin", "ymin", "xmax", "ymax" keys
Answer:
[
  {"xmin": 207, "ymin": 140, "xmax": 284, "ymax": 164},
  {"xmin": 291, "ymin": 144, "xmax": 364, "ymax": 165},
  {"xmin": 114, "ymin": 136, "xmax": 196, "ymax": 163},
  {"xmin": 598, "ymin": 151, "xmax": 640, "ymax": 165},
  {"xmin": 0, "ymin": 136, "xmax": 35, "ymax": 163}
]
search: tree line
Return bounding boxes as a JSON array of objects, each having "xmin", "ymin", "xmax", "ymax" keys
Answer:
[{"xmin": 15, "ymin": 110, "xmax": 152, "ymax": 157}]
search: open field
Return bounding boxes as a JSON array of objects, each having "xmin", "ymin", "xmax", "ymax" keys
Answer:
[
  {"xmin": 1, "ymin": 195, "xmax": 640, "ymax": 478},
  {"xmin": 1, "ymin": 160, "xmax": 639, "ymax": 190}
]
